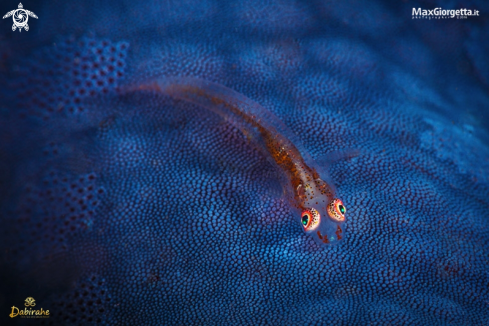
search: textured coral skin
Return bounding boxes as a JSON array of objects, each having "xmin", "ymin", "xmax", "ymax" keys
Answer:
[{"xmin": 1, "ymin": 0, "xmax": 489, "ymax": 325}]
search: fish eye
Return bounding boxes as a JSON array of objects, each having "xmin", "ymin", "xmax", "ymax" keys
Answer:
[
  {"xmin": 301, "ymin": 212, "xmax": 310, "ymax": 227},
  {"xmin": 327, "ymin": 198, "xmax": 346, "ymax": 222},
  {"xmin": 339, "ymin": 204, "xmax": 345, "ymax": 214},
  {"xmin": 301, "ymin": 208, "xmax": 320, "ymax": 231}
]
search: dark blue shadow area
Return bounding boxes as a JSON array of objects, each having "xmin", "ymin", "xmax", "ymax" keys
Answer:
[{"xmin": 1, "ymin": 0, "xmax": 489, "ymax": 325}]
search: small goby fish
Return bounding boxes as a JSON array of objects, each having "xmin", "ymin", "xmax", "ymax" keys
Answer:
[{"xmin": 125, "ymin": 77, "xmax": 347, "ymax": 245}]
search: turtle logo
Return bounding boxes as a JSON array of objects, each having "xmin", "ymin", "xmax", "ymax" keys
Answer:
[{"xmin": 3, "ymin": 3, "xmax": 38, "ymax": 32}]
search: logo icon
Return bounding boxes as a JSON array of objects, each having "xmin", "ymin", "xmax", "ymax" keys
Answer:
[
  {"xmin": 24, "ymin": 297, "xmax": 36, "ymax": 307},
  {"xmin": 3, "ymin": 3, "xmax": 38, "ymax": 32}
]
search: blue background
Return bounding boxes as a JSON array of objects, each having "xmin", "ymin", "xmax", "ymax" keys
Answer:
[{"xmin": 1, "ymin": 0, "xmax": 489, "ymax": 325}]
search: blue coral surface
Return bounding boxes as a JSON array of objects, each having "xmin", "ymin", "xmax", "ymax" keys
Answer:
[{"xmin": 1, "ymin": 0, "xmax": 489, "ymax": 325}]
